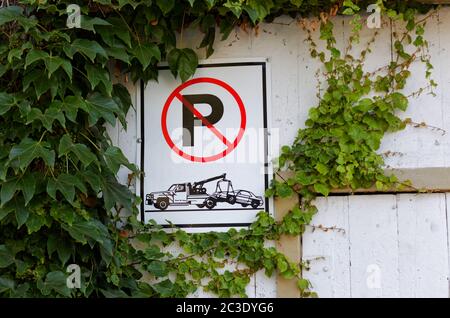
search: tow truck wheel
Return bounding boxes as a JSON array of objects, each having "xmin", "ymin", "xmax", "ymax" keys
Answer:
[
  {"xmin": 241, "ymin": 204, "xmax": 248, "ymax": 208},
  {"xmin": 251, "ymin": 201, "xmax": 260, "ymax": 209},
  {"xmin": 227, "ymin": 195, "xmax": 236, "ymax": 205},
  {"xmin": 205, "ymin": 198, "xmax": 216, "ymax": 210},
  {"xmin": 197, "ymin": 204, "xmax": 205, "ymax": 208},
  {"xmin": 155, "ymin": 198, "xmax": 169, "ymax": 210}
]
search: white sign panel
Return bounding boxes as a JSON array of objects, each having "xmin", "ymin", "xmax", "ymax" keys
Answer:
[{"xmin": 139, "ymin": 59, "xmax": 273, "ymax": 229}]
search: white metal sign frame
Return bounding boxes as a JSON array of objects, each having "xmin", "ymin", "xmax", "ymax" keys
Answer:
[{"xmin": 136, "ymin": 58, "xmax": 274, "ymax": 230}]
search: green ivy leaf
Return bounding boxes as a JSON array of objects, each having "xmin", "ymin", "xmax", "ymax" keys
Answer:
[
  {"xmin": 97, "ymin": 17, "xmax": 132, "ymax": 48},
  {"xmin": 44, "ymin": 56, "xmax": 72, "ymax": 79},
  {"xmin": 85, "ymin": 93, "xmax": 121, "ymax": 126},
  {"xmin": 78, "ymin": 170, "xmax": 102, "ymax": 193},
  {"xmin": 80, "ymin": 16, "xmax": 111, "ymax": 33},
  {"xmin": 156, "ymin": 0, "xmax": 175, "ymax": 15},
  {"xmin": 20, "ymin": 174, "xmax": 36, "ymax": 206},
  {"xmin": 117, "ymin": 0, "xmax": 141, "ymax": 9},
  {"xmin": 85, "ymin": 64, "xmax": 113, "ymax": 96},
  {"xmin": 277, "ymin": 182, "xmax": 293, "ymax": 198},
  {"xmin": 7, "ymin": 43, "xmax": 32, "ymax": 64},
  {"xmin": 59, "ymin": 134, "xmax": 98, "ymax": 168},
  {"xmin": 276, "ymin": 256, "xmax": 288, "ymax": 273},
  {"xmin": 315, "ymin": 163, "xmax": 329, "ymax": 175},
  {"xmin": 15, "ymin": 200, "xmax": 29, "ymax": 229},
  {"xmin": 244, "ymin": 0, "xmax": 274, "ymax": 23},
  {"xmin": 224, "ymin": 2, "xmax": 243, "ymax": 17},
  {"xmin": 49, "ymin": 96, "xmax": 89, "ymax": 123},
  {"xmin": 204, "ymin": 0, "xmax": 216, "ymax": 9},
  {"xmin": 22, "ymin": 69, "xmax": 59, "ymax": 100},
  {"xmin": 61, "ymin": 217, "xmax": 111, "ymax": 253},
  {"xmin": 0, "ymin": 64, "xmax": 7, "ymax": 78},
  {"xmin": 313, "ymin": 183, "xmax": 330, "ymax": 196},
  {"xmin": 106, "ymin": 46, "xmax": 131, "ymax": 64},
  {"xmin": 147, "ymin": 261, "xmax": 168, "ymax": 278},
  {"xmin": 26, "ymin": 108, "xmax": 66, "ymax": 132},
  {"xmin": 343, "ymin": 0, "xmax": 360, "ymax": 12},
  {"xmin": 376, "ymin": 180, "xmax": 384, "ymax": 191},
  {"xmin": 0, "ymin": 6, "xmax": 23, "ymax": 26},
  {"xmin": 37, "ymin": 271, "xmax": 71, "ymax": 297},
  {"xmin": 264, "ymin": 188, "xmax": 275, "ymax": 197},
  {"xmin": 290, "ymin": 0, "xmax": 303, "ymax": 7},
  {"xmin": 297, "ymin": 278, "xmax": 310, "ymax": 290},
  {"xmin": 295, "ymin": 171, "xmax": 316, "ymax": 186},
  {"xmin": 47, "ymin": 174, "xmax": 87, "ymax": 204},
  {"xmin": 100, "ymin": 175, "xmax": 133, "ymax": 212},
  {"xmin": 390, "ymin": 92, "xmax": 408, "ymax": 111},
  {"xmin": 65, "ymin": 39, "xmax": 108, "ymax": 62},
  {"xmin": 0, "ymin": 205, "xmax": 14, "ymax": 222},
  {"xmin": 25, "ymin": 213, "xmax": 50, "ymax": 234},
  {"xmin": 0, "ymin": 276, "xmax": 15, "ymax": 294},
  {"xmin": 9, "ymin": 138, "xmax": 55, "ymax": 170},
  {"xmin": 348, "ymin": 124, "xmax": 366, "ymax": 142},
  {"xmin": 243, "ymin": 5, "xmax": 258, "ymax": 24},
  {"xmin": 0, "ymin": 92, "xmax": 16, "ymax": 115},
  {"xmin": 143, "ymin": 245, "xmax": 165, "ymax": 259},
  {"xmin": 25, "ymin": 49, "xmax": 49, "ymax": 69},
  {"xmin": 50, "ymin": 203, "xmax": 76, "ymax": 226},
  {"xmin": 100, "ymin": 289, "xmax": 129, "ymax": 298},
  {"xmin": 130, "ymin": 43, "xmax": 161, "ymax": 71},
  {"xmin": 113, "ymin": 83, "xmax": 133, "ymax": 122},
  {"xmin": 47, "ymin": 235, "xmax": 72, "ymax": 265},
  {"xmin": 0, "ymin": 245, "xmax": 15, "ymax": 268},
  {"xmin": 1, "ymin": 175, "xmax": 38, "ymax": 208},
  {"xmin": 153, "ymin": 279, "xmax": 174, "ymax": 297},
  {"xmin": 104, "ymin": 146, "xmax": 135, "ymax": 174},
  {"xmin": 167, "ymin": 48, "xmax": 198, "ymax": 82}
]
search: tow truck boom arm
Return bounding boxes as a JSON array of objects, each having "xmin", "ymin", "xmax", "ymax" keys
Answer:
[{"xmin": 192, "ymin": 174, "xmax": 226, "ymax": 189}]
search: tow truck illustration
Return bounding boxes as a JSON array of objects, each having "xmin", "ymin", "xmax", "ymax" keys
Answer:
[{"xmin": 146, "ymin": 174, "xmax": 264, "ymax": 211}]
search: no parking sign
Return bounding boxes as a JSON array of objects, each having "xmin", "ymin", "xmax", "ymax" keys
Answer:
[
  {"xmin": 161, "ymin": 77, "xmax": 247, "ymax": 163},
  {"xmin": 138, "ymin": 59, "xmax": 273, "ymax": 230}
]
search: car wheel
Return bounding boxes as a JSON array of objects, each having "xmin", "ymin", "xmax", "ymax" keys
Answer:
[
  {"xmin": 251, "ymin": 200, "xmax": 260, "ymax": 209},
  {"xmin": 227, "ymin": 195, "xmax": 236, "ymax": 205},
  {"xmin": 197, "ymin": 204, "xmax": 205, "ymax": 208},
  {"xmin": 156, "ymin": 198, "xmax": 169, "ymax": 210},
  {"xmin": 241, "ymin": 204, "xmax": 248, "ymax": 208},
  {"xmin": 205, "ymin": 198, "xmax": 216, "ymax": 210}
]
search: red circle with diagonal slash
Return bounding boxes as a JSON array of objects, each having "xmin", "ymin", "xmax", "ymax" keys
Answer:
[{"xmin": 161, "ymin": 77, "xmax": 246, "ymax": 163}]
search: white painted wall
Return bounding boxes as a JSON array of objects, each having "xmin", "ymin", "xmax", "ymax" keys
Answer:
[
  {"xmin": 304, "ymin": 193, "xmax": 450, "ymax": 298},
  {"xmin": 110, "ymin": 8, "xmax": 450, "ymax": 297}
]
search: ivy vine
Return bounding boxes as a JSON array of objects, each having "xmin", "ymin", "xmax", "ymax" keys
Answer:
[{"xmin": 0, "ymin": 0, "xmax": 435, "ymax": 298}]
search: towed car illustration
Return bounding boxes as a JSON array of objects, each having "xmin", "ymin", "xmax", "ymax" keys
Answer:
[
  {"xmin": 209, "ymin": 189, "xmax": 263, "ymax": 209},
  {"xmin": 233, "ymin": 190, "xmax": 263, "ymax": 209}
]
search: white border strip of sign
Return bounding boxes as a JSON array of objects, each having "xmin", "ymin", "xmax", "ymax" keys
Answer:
[{"xmin": 135, "ymin": 58, "xmax": 274, "ymax": 231}]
